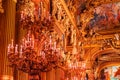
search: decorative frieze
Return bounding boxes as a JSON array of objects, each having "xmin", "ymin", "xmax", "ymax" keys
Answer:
[{"xmin": 52, "ymin": 0, "xmax": 77, "ymax": 46}]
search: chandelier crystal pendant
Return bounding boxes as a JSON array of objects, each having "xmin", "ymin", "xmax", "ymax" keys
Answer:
[{"xmin": 7, "ymin": 0, "xmax": 63, "ymax": 77}]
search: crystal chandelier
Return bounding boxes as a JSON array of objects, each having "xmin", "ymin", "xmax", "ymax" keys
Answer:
[
  {"xmin": 7, "ymin": 0, "xmax": 63, "ymax": 76},
  {"xmin": 8, "ymin": 32, "xmax": 62, "ymax": 73},
  {"xmin": 64, "ymin": 59, "xmax": 86, "ymax": 80},
  {"xmin": 7, "ymin": 0, "xmax": 86, "ymax": 79}
]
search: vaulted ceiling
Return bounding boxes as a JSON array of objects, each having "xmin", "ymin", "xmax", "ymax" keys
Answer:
[
  {"xmin": 64, "ymin": 0, "xmax": 120, "ymax": 73},
  {"xmin": 76, "ymin": 0, "xmax": 120, "ymax": 72},
  {"xmin": 26, "ymin": 0, "xmax": 120, "ymax": 73}
]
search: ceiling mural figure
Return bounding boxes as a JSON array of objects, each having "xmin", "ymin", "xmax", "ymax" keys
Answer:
[
  {"xmin": 89, "ymin": 3, "xmax": 120, "ymax": 31},
  {"xmin": 78, "ymin": 2, "xmax": 120, "ymax": 38}
]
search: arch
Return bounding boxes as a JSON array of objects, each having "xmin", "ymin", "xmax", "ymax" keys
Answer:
[
  {"xmin": 83, "ymin": 47, "xmax": 99, "ymax": 68},
  {"xmin": 90, "ymin": 48, "xmax": 118, "ymax": 66},
  {"xmin": 91, "ymin": 48, "xmax": 118, "ymax": 60},
  {"xmin": 84, "ymin": 47, "xmax": 99, "ymax": 61},
  {"xmin": 95, "ymin": 62, "xmax": 120, "ymax": 78},
  {"xmin": 84, "ymin": 48, "xmax": 120, "ymax": 70}
]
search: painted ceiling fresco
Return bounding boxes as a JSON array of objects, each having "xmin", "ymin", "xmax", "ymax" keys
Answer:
[{"xmin": 88, "ymin": 2, "xmax": 120, "ymax": 31}]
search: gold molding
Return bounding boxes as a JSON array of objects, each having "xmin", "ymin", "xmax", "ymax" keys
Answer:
[{"xmin": 59, "ymin": 0, "xmax": 80, "ymax": 38}]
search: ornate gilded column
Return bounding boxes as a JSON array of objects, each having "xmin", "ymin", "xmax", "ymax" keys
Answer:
[
  {"xmin": 55, "ymin": 68, "xmax": 64, "ymax": 80},
  {"xmin": 0, "ymin": 0, "xmax": 4, "ymax": 13},
  {"xmin": 0, "ymin": 0, "xmax": 16, "ymax": 79},
  {"xmin": 46, "ymin": 71, "xmax": 52, "ymax": 80},
  {"xmin": 15, "ymin": 11, "xmax": 28, "ymax": 80},
  {"xmin": 46, "ymin": 69, "xmax": 55, "ymax": 80},
  {"xmin": 15, "ymin": 2, "xmax": 28, "ymax": 80},
  {"xmin": 0, "ymin": 0, "xmax": 28, "ymax": 80},
  {"xmin": 17, "ymin": 71, "xmax": 28, "ymax": 80},
  {"xmin": 41, "ymin": 72, "xmax": 46, "ymax": 80}
]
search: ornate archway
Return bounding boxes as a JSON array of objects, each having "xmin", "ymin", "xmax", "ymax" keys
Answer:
[{"xmin": 95, "ymin": 62, "xmax": 120, "ymax": 79}]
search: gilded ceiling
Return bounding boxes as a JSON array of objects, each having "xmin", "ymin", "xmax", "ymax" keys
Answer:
[
  {"xmin": 73, "ymin": 0, "xmax": 120, "ymax": 72},
  {"xmin": 86, "ymin": 2, "xmax": 120, "ymax": 31},
  {"xmin": 71, "ymin": 0, "xmax": 120, "ymax": 38}
]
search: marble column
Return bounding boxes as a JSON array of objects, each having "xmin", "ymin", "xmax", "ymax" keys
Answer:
[{"xmin": 0, "ymin": 0, "xmax": 16, "ymax": 79}]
